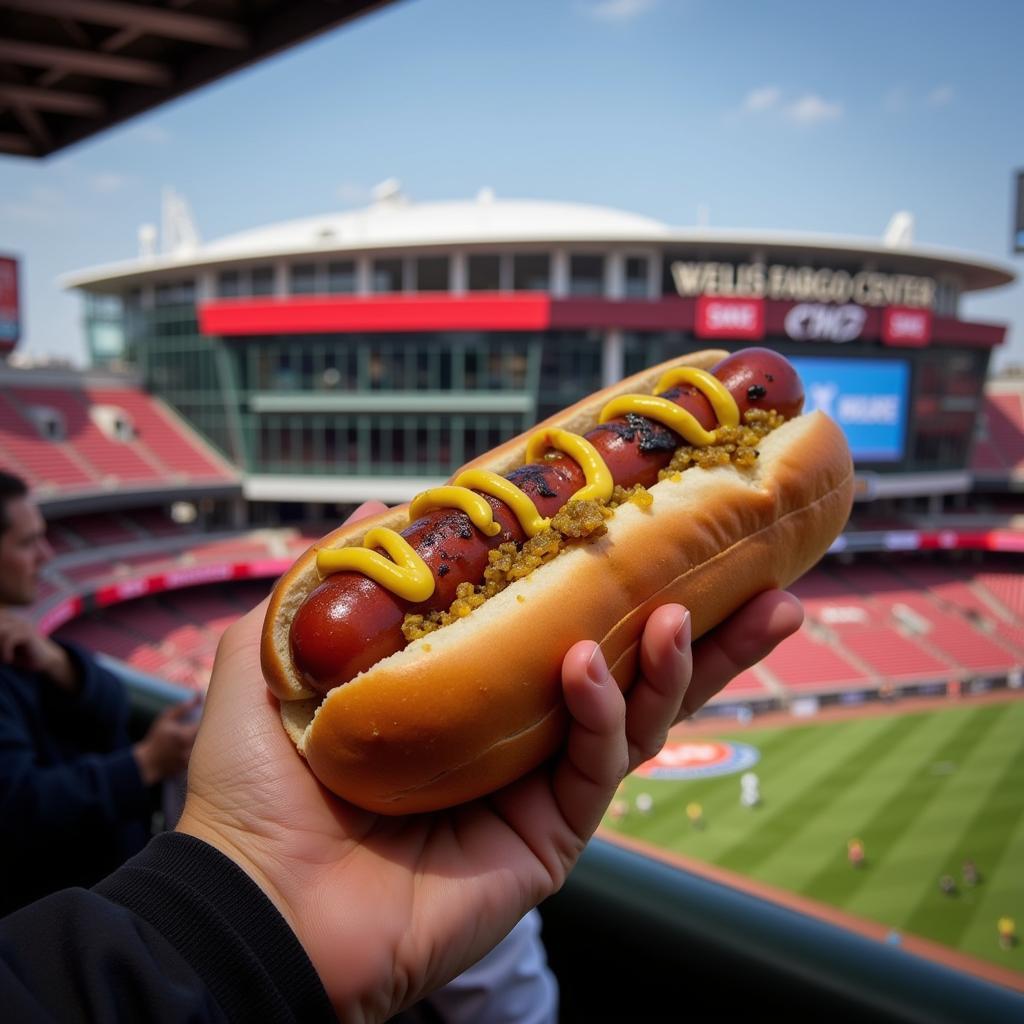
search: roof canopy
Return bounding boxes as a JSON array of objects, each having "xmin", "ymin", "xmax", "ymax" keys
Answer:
[
  {"xmin": 63, "ymin": 192, "xmax": 1017, "ymax": 294},
  {"xmin": 0, "ymin": 0, "xmax": 396, "ymax": 158}
]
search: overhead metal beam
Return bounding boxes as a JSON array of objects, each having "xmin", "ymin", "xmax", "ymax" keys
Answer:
[
  {"xmin": 0, "ymin": 39, "xmax": 172, "ymax": 86},
  {"xmin": 0, "ymin": 131, "xmax": 35, "ymax": 155},
  {"xmin": 12, "ymin": 103, "xmax": 53, "ymax": 150},
  {"xmin": 0, "ymin": 83, "xmax": 106, "ymax": 116},
  {"xmin": 100, "ymin": 26, "xmax": 144, "ymax": 53},
  {"xmin": 1, "ymin": 0, "xmax": 249, "ymax": 49},
  {"xmin": 0, "ymin": 0, "xmax": 399, "ymax": 158}
]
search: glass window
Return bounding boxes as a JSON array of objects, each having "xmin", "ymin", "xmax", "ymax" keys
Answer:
[
  {"xmin": 327, "ymin": 260, "xmax": 356, "ymax": 294},
  {"xmin": 290, "ymin": 264, "xmax": 319, "ymax": 295},
  {"xmin": 217, "ymin": 270, "xmax": 242, "ymax": 298},
  {"xmin": 537, "ymin": 332, "xmax": 602, "ymax": 419},
  {"xmin": 625, "ymin": 257, "xmax": 649, "ymax": 298},
  {"xmin": 416, "ymin": 256, "xmax": 449, "ymax": 292},
  {"xmin": 468, "ymin": 254, "xmax": 501, "ymax": 291},
  {"xmin": 906, "ymin": 350, "xmax": 987, "ymax": 470},
  {"xmin": 251, "ymin": 266, "xmax": 274, "ymax": 296},
  {"xmin": 85, "ymin": 292, "xmax": 122, "ymax": 316},
  {"xmin": 372, "ymin": 259, "xmax": 404, "ymax": 293},
  {"xmin": 512, "ymin": 253, "xmax": 550, "ymax": 292},
  {"xmin": 154, "ymin": 279, "xmax": 195, "ymax": 306},
  {"xmin": 88, "ymin": 322, "xmax": 124, "ymax": 357},
  {"xmin": 569, "ymin": 254, "xmax": 605, "ymax": 297}
]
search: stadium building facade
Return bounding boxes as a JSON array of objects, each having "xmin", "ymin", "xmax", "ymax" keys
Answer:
[{"xmin": 64, "ymin": 187, "xmax": 1016, "ymax": 513}]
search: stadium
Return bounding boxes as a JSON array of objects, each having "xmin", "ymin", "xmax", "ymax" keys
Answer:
[
  {"xmin": 2, "ymin": 188, "xmax": 1022, "ymax": 1008},
  {"xmin": 1, "ymin": 2, "xmax": 1022, "ymax": 1018}
]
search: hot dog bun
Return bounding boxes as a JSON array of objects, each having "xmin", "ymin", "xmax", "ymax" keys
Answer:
[{"xmin": 262, "ymin": 349, "xmax": 854, "ymax": 814}]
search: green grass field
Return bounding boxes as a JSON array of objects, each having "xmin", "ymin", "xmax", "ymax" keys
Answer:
[{"xmin": 603, "ymin": 698, "xmax": 1024, "ymax": 973}]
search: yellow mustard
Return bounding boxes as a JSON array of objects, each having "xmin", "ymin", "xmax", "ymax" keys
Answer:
[
  {"xmin": 409, "ymin": 485, "xmax": 503, "ymax": 536},
  {"xmin": 523, "ymin": 428, "xmax": 614, "ymax": 504},
  {"xmin": 315, "ymin": 527, "xmax": 435, "ymax": 602},
  {"xmin": 654, "ymin": 367, "xmax": 740, "ymax": 428},
  {"xmin": 452, "ymin": 469, "xmax": 551, "ymax": 537},
  {"xmin": 315, "ymin": 363, "xmax": 738, "ymax": 603}
]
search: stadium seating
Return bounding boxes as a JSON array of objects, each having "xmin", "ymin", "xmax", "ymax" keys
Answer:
[
  {"xmin": 15, "ymin": 388, "xmax": 162, "ymax": 483},
  {"xmin": 759, "ymin": 626, "xmax": 872, "ymax": 691},
  {"xmin": 0, "ymin": 391, "xmax": 98, "ymax": 492},
  {"xmin": 0, "ymin": 376, "xmax": 236, "ymax": 495},
  {"xmin": 57, "ymin": 512, "xmax": 142, "ymax": 548},
  {"xmin": 707, "ymin": 667, "xmax": 770, "ymax": 701},
  {"xmin": 977, "ymin": 564, "xmax": 1024, "ymax": 618},
  {"xmin": 86, "ymin": 387, "xmax": 230, "ymax": 480},
  {"xmin": 972, "ymin": 388, "xmax": 1024, "ymax": 477},
  {"xmin": 35, "ymin": 545, "xmax": 1024, "ymax": 702}
]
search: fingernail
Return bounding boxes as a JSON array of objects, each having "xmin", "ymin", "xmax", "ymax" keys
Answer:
[
  {"xmin": 674, "ymin": 610, "xmax": 692, "ymax": 654},
  {"xmin": 587, "ymin": 646, "xmax": 609, "ymax": 685}
]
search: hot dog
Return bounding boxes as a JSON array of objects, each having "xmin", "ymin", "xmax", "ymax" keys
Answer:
[{"xmin": 262, "ymin": 348, "xmax": 854, "ymax": 814}]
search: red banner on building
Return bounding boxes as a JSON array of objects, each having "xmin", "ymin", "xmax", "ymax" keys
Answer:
[
  {"xmin": 882, "ymin": 306, "xmax": 932, "ymax": 347},
  {"xmin": 0, "ymin": 255, "xmax": 20, "ymax": 348},
  {"xmin": 694, "ymin": 296, "xmax": 764, "ymax": 340}
]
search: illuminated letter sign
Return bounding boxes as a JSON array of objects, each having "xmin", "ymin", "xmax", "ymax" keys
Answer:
[
  {"xmin": 784, "ymin": 303, "xmax": 866, "ymax": 343},
  {"xmin": 694, "ymin": 296, "xmax": 764, "ymax": 339},
  {"xmin": 1016, "ymin": 170, "xmax": 1024, "ymax": 254},
  {"xmin": 0, "ymin": 256, "xmax": 19, "ymax": 346},
  {"xmin": 671, "ymin": 259, "xmax": 935, "ymax": 309},
  {"xmin": 881, "ymin": 307, "xmax": 932, "ymax": 347}
]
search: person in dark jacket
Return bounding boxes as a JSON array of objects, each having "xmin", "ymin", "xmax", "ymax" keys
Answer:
[
  {"xmin": 0, "ymin": 470, "xmax": 199, "ymax": 915},
  {"xmin": 0, "ymin": 498, "xmax": 805, "ymax": 1022}
]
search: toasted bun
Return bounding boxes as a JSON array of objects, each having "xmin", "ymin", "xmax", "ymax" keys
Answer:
[{"xmin": 262, "ymin": 350, "xmax": 854, "ymax": 814}]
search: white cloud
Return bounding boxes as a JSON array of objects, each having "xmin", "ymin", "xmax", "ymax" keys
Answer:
[
  {"xmin": 579, "ymin": 0, "xmax": 658, "ymax": 22},
  {"xmin": 785, "ymin": 93, "xmax": 843, "ymax": 125},
  {"xmin": 927, "ymin": 84, "xmax": 954, "ymax": 107},
  {"xmin": 882, "ymin": 87, "xmax": 909, "ymax": 114},
  {"xmin": 336, "ymin": 181, "xmax": 371, "ymax": 206},
  {"xmin": 133, "ymin": 123, "xmax": 171, "ymax": 144},
  {"xmin": 90, "ymin": 172, "xmax": 132, "ymax": 194},
  {"xmin": 742, "ymin": 86, "xmax": 781, "ymax": 113},
  {"xmin": 0, "ymin": 184, "xmax": 68, "ymax": 225}
]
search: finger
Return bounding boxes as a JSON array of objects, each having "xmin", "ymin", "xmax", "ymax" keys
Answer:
[
  {"xmin": 551, "ymin": 641, "xmax": 629, "ymax": 841},
  {"xmin": 681, "ymin": 590, "xmax": 803, "ymax": 719},
  {"xmin": 207, "ymin": 594, "xmax": 271, "ymax": 709},
  {"xmin": 625, "ymin": 605, "xmax": 692, "ymax": 771},
  {"xmin": 213, "ymin": 502, "xmax": 387, "ymax": 683},
  {"xmin": 346, "ymin": 500, "xmax": 389, "ymax": 525},
  {"xmin": 169, "ymin": 694, "xmax": 202, "ymax": 719}
]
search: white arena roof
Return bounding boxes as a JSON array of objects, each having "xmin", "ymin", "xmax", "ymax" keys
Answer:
[{"xmin": 64, "ymin": 188, "xmax": 1016, "ymax": 293}]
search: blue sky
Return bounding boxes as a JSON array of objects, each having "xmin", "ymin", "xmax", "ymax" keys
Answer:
[{"xmin": 2, "ymin": 0, "xmax": 1022, "ymax": 368}]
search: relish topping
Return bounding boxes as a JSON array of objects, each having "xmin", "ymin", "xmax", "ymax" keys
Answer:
[
  {"xmin": 401, "ymin": 408, "xmax": 783, "ymax": 641},
  {"xmin": 659, "ymin": 408, "xmax": 784, "ymax": 476}
]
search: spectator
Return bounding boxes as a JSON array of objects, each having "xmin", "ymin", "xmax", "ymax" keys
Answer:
[
  {"xmin": 740, "ymin": 771, "xmax": 761, "ymax": 808},
  {"xmin": 0, "ymin": 470, "xmax": 200, "ymax": 915},
  {"xmin": 962, "ymin": 859, "xmax": 979, "ymax": 887},
  {"xmin": 686, "ymin": 801, "xmax": 704, "ymax": 830},
  {"xmin": 0, "ymin": 500, "xmax": 804, "ymax": 1021},
  {"xmin": 847, "ymin": 838, "xmax": 865, "ymax": 868}
]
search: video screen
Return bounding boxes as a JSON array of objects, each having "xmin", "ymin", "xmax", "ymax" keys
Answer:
[{"xmin": 790, "ymin": 357, "xmax": 909, "ymax": 462}]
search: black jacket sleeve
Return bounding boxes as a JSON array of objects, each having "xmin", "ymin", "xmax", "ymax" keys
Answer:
[
  {"xmin": 53, "ymin": 642, "xmax": 137, "ymax": 742},
  {"xmin": 0, "ymin": 648, "xmax": 151, "ymax": 844},
  {"xmin": 0, "ymin": 832, "xmax": 336, "ymax": 1024}
]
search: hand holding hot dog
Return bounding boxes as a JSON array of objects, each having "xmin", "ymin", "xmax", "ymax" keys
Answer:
[
  {"xmin": 177, "ymin": 502, "xmax": 803, "ymax": 1021},
  {"xmin": 263, "ymin": 349, "xmax": 852, "ymax": 813}
]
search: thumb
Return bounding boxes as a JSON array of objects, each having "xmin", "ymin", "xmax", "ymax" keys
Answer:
[{"xmin": 169, "ymin": 694, "xmax": 203, "ymax": 720}]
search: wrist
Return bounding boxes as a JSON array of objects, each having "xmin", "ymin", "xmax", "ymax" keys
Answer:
[
  {"xmin": 177, "ymin": 802, "xmax": 298, "ymax": 936},
  {"xmin": 41, "ymin": 641, "xmax": 78, "ymax": 691},
  {"xmin": 133, "ymin": 740, "xmax": 159, "ymax": 786}
]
